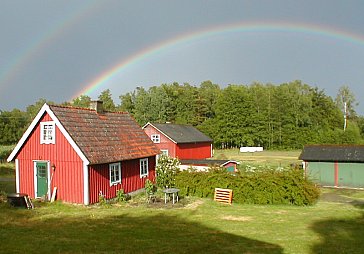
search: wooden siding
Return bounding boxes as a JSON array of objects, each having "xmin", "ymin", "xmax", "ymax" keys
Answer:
[
  {"xmin": 123, "ymin": 156, "xmax": 156, "ymax": 192},
  {"xmin": 144, "ymin": 125, "xmax": 212, "ymax": 159},
  {"xmin": 223, "ymin": 161, "xmax": 237, "ymax": 172},
  {"xmin": 338, "ymin": 163, "xmax": 364, "ymax": 187},
  {"xmin": 306, "ymin": 162, "xmax": 335, "ymax": 186},
  {"xmin": 88, "ymin": 156, "xmax": 156, "ymax": 204},
  {"xmin": 144, "ymin": 125, "xmax": 175, "ymax": 157},
  {"xmin": 16, "ymin": 113, "xmax": 84, "ymax": 203},
  {"xmin": 176, "ymin": 142, "xmax": 212, "ymax": 159},
  {"xmin": 88, "ymin": 163, "xmax": 122, "ymax": 204},
  {"xmin": 306, "ymin": 161, "xmax": 364, "ymax": 188}
]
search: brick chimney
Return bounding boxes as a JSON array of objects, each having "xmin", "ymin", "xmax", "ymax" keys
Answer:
[{"xmin": 90, "ymin": 100, "xmax": 104, "ymax": 114}]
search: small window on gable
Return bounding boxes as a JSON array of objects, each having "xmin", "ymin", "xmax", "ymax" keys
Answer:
[
  {"xmin": 40, "ymin": 121, "xmax": 55, "ymax": 144},
  {"xmin": 140, "ymin": 158, "xmax": 148, "ymax": 178},
  {"xmin": 151, "ymin": 134, "xmax": 160, "ymax": 143},
  {"xmin": 109, "ymin": 163, "xmax": 121, "ymax": 186}
]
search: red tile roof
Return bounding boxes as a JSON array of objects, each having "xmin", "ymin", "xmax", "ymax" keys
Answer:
[{"xmin": 49, "ymin": 105, "xmax": 160, "ymax": 164}]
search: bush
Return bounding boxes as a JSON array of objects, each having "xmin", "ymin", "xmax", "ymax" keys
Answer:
[
  {"xmin": 175, "ymin": 168, "xmax": 320, "ymax": 206},
  {"xmin": 0, "ymin": 191, "xmax": 7, "ymax": 203},
  {"xmin": 116, "ymin": 189, "xmax": 129, "ymax": 203},
  {"xmin": 156, "ymin": 155, "xmax": 180, "ymax": 189},
  {"xmin": 99, "ymin": 192, "xmax": 107, "ymax": 205},
  {"xmin": 145, "ymin": 179, "xmax": 156, "ymax": 195}
]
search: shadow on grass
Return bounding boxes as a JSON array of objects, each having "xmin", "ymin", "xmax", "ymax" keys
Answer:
[
  {"xmin": 0, "ymin": 205, "xmax": 283, "ymax": 254},
  {"xmin": 310, "ymin": 201, "xmax": 364, "ymax": 253}
]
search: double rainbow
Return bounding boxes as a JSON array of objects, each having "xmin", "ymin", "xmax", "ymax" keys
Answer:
[{"xmin": 75, "ymin": 21, "xmax": 364, "ymax": 98}]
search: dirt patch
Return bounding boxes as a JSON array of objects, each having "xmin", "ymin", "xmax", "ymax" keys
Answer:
[
  {"xmin": 221, "ymin": 215, "xmax": 253, "ymax": 222},
  {"xmin": 184, "ymin": 199, "xmax": 204, "ymax": 209},
  {"xmin": 273, "ymin": 210, "xmax": 288, "ymax": 214}
]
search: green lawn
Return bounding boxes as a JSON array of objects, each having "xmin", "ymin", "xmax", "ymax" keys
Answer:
[
  {"xmin": 1, "ymin": 190, "xmax": 364, "ymax": 253},
  {"xmin": 0, "ymin": 163, "xmax": 15, "ymax": 194},
  {"xmin": 213, "ymin": 149, "xmax": 301, "ymax": 168},
  {"xmin": 0, "ymin": 162, "xmax": 15, "ymax": 178},
  {"xmin": 2, "ymin": 152, "xmax": 364, "ymax": 253}
]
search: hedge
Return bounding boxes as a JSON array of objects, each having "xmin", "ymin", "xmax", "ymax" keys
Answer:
[{"xmin": 175, "ymin": 169, "xmax": 320, "ymax": 206}]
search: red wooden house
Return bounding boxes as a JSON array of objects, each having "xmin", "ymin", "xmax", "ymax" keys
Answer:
[
  {"xmin": 7, "ymin": 101, "xmax": 160, "ymax": 205},
  {"xmin": 143, "ymin": 122, "xmax": 213, "ymax": 160}
]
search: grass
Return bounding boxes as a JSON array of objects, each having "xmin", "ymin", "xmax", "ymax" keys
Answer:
[
  {"xmin": 213, "ymin": 149, "xmax": 301, "ymax": 168},
  {"xmin": 0, "ymin": 181, "xmax": 15, "ymax": 194},
  {"xmin": 0, "ymin": 163, "xmax": 15, "ymax": 193},
  {"xmin": 2, "ymin": 150, "xmax": 364, "ymax": 253},
  {"xmin": 0, "ymin": 162, "xmax": 15, "ymax": 178},
  {"xmin": 1, "ymin": 191, "xmax": 364, "ymax": 253}
]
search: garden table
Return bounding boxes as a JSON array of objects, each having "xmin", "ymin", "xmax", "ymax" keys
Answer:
[{"xmin": 163, "ymin": 188, "xmax": 180, "ymax": 204}]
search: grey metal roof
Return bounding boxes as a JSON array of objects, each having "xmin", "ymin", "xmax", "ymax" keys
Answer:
[
  {"xmin": 299, "ymin": 145, "xmax": 364, "ymax": 162},
  {"xmin": 149, "ymin": 123, "xmax": 213, "ymax": 144}
]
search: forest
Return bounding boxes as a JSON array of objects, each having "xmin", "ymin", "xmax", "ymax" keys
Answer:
[{"xmin": 1, "ymin": 80, "xmax": 363, "ymax": 149}]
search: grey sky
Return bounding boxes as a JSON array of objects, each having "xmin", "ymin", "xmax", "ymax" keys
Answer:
[{"xmin": 1, "ymin": 0, "xmax": 364, "ymax": 115}]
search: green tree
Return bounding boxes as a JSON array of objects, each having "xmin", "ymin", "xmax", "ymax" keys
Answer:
[
  {"xmin": 133, "ymin": 87, "xmax": 151, "ymax": 125},
  {"xmin": 26, "ymin": 98, "xmax": 53, "ymax": 119},
  {"xmin": 98, "ymin": 89, "xmax": 116, "ymax": 111},
  {"xmin": 114, "ymin": 80, "xmax": 363, "ymax": 149},
  {"xmin": 214, "ymin": 84, "xmax": 255, "ymax": 148},
  {"xmin": 335, "ymin": 85, "xmax": 358, "ymax": 130},
  {"xmin": 174, "ymin": 83, "xmax": 198, "ymax": 125},
  {"xmin": 118, "ymin": 92, "xmax": 135, "ymax": 113},
  {"xmin": 357, "ymin": 116, "xmax": 364, "ymax": 139},
  {"xmin": 199, "ymin": 80, "xmax": 220, "ymax": 119},
  {"xmin": 0, "ymin": 109, "xmax": 28, "ymax": 145},
  {"xmin": 71, "ymin": 95, "xmax": 91, "ymax": 108},
  {"xmin": 148, "ymin": 86, "xmax": 171, "ymax": 123}
]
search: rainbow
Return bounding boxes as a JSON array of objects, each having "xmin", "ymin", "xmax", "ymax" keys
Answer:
[
  {"xmin": 75, "ymin": 21, "xmax": 364, "ymax": 98},
  {"xmin": 0, "ymin": 1, "xmax": 102, "ymax": 92}
]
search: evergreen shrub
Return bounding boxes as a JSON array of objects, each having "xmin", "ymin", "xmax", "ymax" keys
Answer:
[{"xmin": 175, "ymin": 168, "xmax": 320, "ymax": 206}]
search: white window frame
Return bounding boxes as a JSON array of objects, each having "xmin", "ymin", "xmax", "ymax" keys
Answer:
[
  {"xmin": 151, "ymin": 134, "xmax": 160, "ymax": 143},
  {"xmin": 40, "ymin": 121, "xmax": 56, "ymax": 144},
  {"xmin": 140, "ymin": 158, "xmax": 148, "ymax": 178},
  {"xmin": 109, "ymin": 162, "xmax": 121, "ymax": 186}
]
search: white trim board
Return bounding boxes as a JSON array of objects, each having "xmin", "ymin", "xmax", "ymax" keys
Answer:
[{"xmin": 7, "ymin": 103, "xmax": 89, "ymax": 165}]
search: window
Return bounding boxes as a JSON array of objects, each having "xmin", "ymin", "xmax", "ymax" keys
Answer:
[
  {"xmin": 140, "ymin": 158, "xmax": 148, "ymax": 178},
  {"xmin": 109, "ymin": 163, "xmax": 121, "ymax": 185},
  {"xmin": 40, "ymin": 122, "xmax": 55, "ymax": 144},
  {"xmin": 151, "ymin": 134, "xmax": 160, "ymax": 143}
]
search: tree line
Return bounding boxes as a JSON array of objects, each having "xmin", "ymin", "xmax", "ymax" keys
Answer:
[{"xmin": 1, "ymin": 80, "xmax": 363, "ymax": 148}]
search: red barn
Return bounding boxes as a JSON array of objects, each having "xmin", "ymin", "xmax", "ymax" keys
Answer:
[
  {"xmin": 7, "ymin": 101, "xmax": 160, "ymax": 205},
  {"xmin": 143, "ymin": 122, "xmax": 213, "ymax": 160}
]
